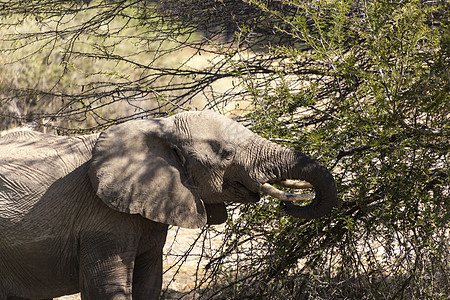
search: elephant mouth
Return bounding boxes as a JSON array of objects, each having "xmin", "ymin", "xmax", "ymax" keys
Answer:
[
  {"xmin": 222, "ymin": 180, "xmax": 261, "ymax": 203},
  {"xmin": 222, "ymin": 179, "xmax": 315, "ymax": 204},
  {"xmin": 219, "ymin": 179, "xmax": 314, "ymax": 204}
]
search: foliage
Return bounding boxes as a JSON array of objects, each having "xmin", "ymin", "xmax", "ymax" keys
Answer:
[
  {"xmin": 1, "ymin": 0, "xmax": 448, "ymax": 299},
  {"xmin": 196, "ymin": 0, "xmax": 449, "ymax": 299},
  {"xmin": 0, "ymin": 0, "xmax": 254, "ymax": 133}
]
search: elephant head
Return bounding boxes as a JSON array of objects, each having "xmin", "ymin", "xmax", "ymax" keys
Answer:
[{"xmin": 88, "ymin": 110, "xmax": 337, "ymax": 228}]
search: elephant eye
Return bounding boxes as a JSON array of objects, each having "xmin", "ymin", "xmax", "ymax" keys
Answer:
[
  {"xmin": 205, "ymin": 141, "xmax": 235, "ymax": 162},
  {"xmin": 221, "ymin": 145, "xmax": 235, "ymax": 161}
]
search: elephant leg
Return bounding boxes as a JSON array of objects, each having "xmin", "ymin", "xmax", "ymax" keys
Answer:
[
  {"xmin": 79, "ymin": 233, "xmax": 136, "ymax": 300},
  {"xmin": 132, "ymin": 249, "xmax": 164, "ymax": 300}
]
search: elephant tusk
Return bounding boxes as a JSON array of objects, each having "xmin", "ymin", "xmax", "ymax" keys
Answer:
[
  {"xmin": 272, "ymin": 179, "xmax": 313, "ymax": 189},
  {"xmin": 260, "ymin": 183, "xmax": 315, "ymax": 202}
]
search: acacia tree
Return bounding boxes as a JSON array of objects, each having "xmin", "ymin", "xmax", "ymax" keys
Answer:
[
  {"xmin": 0, "ymin": 0, "xmax": 261, "ymax": 132},
  {"xmin": 196, "ymin": 1, "xmax": 449, "ymax": 299},
  {"xmin": 1, "ymin": 0, "xmax": 448, "ymax": 299}
]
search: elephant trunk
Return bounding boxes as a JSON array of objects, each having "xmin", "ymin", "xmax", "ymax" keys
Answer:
[{"xmin": 257, "ymin": 141, "xmax": 337, "ymax": 219}]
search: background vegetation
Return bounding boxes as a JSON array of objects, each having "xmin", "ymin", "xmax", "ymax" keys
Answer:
[{"xmin": 1, "ymin": 0, "xmax": 448, "ymax": 299}]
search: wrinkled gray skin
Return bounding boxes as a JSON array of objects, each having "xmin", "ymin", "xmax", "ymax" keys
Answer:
[{"xmin": 0, "ymin": 110, "xmax": 336, "ymax": 300}]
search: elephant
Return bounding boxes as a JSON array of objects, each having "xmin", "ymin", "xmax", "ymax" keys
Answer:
[{"xmin": 0, "ymin": 110, "xmax": 337, "ymax": 299}]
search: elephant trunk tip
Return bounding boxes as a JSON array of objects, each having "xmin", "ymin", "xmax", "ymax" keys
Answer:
[
  {"xmin": 256, "ymin": 142, "xmax": 337, "ymax": 219},
  {"xmin": 260, "ymin": 177, "xmax": 337, "ymax": 220},
  {"xmin": 282, "ymin": 178, "xmax": 337, "ymax": 219},
  {"xmin": 260, "ymin": 181, "xmax": 315, "ymax": 202}
]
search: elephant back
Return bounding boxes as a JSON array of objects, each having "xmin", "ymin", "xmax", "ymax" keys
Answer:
[
  {"xmin": 0, "ymin": 131, "xmax": 99, "ymax": 222},
  {"xmin": 0, "ymin": 131, "xmax": 99, "ymax": 177}
]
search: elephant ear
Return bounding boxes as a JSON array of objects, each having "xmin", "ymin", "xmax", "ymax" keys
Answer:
[
  {"xmin": 204, "ymin": 203, "xmax": 227, "ymax": 225},
  {"xmin": 88, "ymin": 119, "xmax": 213, "ymax": 229}
]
